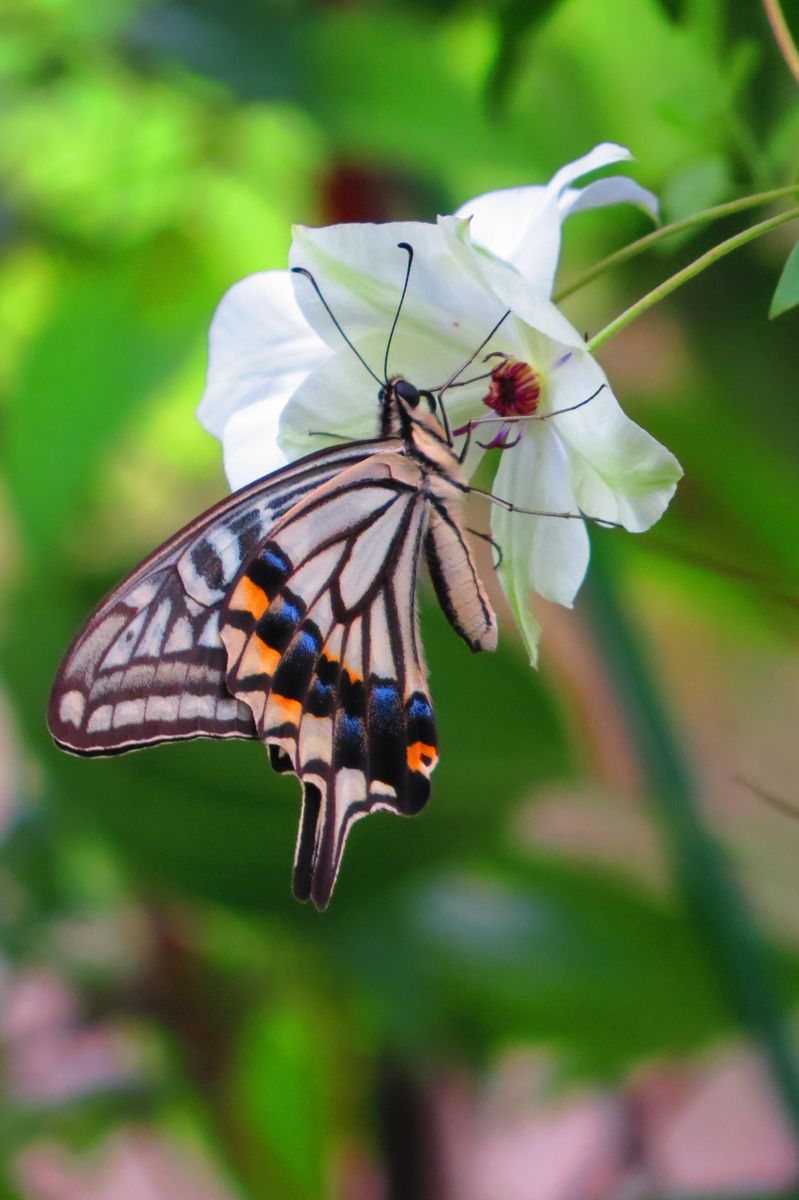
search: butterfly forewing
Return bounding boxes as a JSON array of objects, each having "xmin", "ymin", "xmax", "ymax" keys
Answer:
[{"xmin": 48, "ymin": 440, "xmax": 396, "ymax": 755}]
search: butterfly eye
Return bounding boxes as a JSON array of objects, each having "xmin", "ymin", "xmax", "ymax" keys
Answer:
[{"xmin": 394, "ymin": 379, "xmax": 420, "ymax": 407}]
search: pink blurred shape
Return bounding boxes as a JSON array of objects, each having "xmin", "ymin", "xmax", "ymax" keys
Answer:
[
  {"xmin": 2, "ymin": 968, "xmax": 143, "ymax": 1106},
  {"xmin": 15, "ymin": 1130, "xmax": 236, "ymax": 1200},
  {"xmin": 437, "ymin": 1046, "xmax": 799, "ymax": 1199},
  {"xmin": 437, "ymin": 1055, "xmax": 628, "ymax": 1200},
  {"xmin": 631, "ymin": 1047, "xmax": 799, "ymax": 1194}
]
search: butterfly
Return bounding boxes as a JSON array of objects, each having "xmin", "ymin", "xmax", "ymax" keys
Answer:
[{"xmin": 48, "ymin": 247, "xmax": 507, "ymax": 909}]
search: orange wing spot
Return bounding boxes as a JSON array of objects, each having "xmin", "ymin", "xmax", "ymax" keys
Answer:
[
  {"xmin": 233, "ymin": 574, "xmax": 268, "ymax": 619},
  {"xmin": 258, "ymin": 640, "xmax": 281, "ymax": 674},
  {"xmin": 241, "ymin": 637, "xmax": 280, "ymax": 676},
  {"xmin": 270, "ymin": 694, "xmax": 302, "ymax": 725},
  {"xmin": 407, "ymin": 741, "xmax": 438, "ymax": 773},
  {"xmin": 344, "ymin": 667, "xmax": 362, "ymax": 685}
]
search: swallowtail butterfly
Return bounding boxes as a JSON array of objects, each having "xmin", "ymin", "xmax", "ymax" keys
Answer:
[{"xmin": 48, "ymin": 247, "xmax": 505, "ymax": 909}]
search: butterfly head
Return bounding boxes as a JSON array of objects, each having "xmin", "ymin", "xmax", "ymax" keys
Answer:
[{"xmin": 379, "ymin": 376, "xmax": 446, "ymax": 444}]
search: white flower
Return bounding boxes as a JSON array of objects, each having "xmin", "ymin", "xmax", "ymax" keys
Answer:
[{"xmin": 198, "ymin": 145, "xmax": 679, "ymax": 663}]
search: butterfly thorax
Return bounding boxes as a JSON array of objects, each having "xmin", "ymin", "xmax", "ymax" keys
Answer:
[{"xmin": 379, "ymin": 376, "xmax": 464, "ymax": 486}]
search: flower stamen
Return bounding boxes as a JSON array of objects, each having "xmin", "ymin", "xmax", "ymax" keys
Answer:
[{"xmin": 483, "ymin": 357, "xmax": 542, "ymax": 417}]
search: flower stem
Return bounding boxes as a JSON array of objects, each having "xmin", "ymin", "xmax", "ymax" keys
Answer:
[
  {"xmin": 587, "ymin": 205, "xmax": 799, "ymax": 353},
  {"xmin": 554, "ymin": 185, "xmax": 799, "ymax": 302},
  {"xmin": 763, "ymin": 0, "xmax": 799, "ymax": 84}
]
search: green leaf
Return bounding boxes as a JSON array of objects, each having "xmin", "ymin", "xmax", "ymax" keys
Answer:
[
  {"xmin": 769, "ymin": 239, "xmax": 799, "ymax": 319},
  {"xmin": 0, "ymin": 71, "xmax": 200, "ymax": 248}
]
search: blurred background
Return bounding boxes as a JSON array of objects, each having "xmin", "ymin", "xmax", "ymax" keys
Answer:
[{"xmin": 2, "ymin": 1, "xmax": 799, "ymax": 1197}]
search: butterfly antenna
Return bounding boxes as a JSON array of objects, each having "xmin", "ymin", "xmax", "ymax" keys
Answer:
[
  {"xmin": 291, "ymin": 266, "xmax": 383, "ymax": 387},
  {"xmin": 383, "ymin": 242, "xmax": 414, "ymax": 382}
]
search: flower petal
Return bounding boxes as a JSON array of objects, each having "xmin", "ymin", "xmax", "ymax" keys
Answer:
[
  {"xmin": 548, "ymin": 349, "xmax": 682, "ymax": 531},
  {"xmin": 454, "ymin": 143, "xmax": 645, "ymax": 292},
  {"xmin": 547, "ymin": 142, "xmax": 635, "ymax": 195},
  {"xmin": 454, "ymin": 183, "xmax": 556, "ymax": 288},
  {"xmin": 221, "ymin": 399, "xmax": 289, "ymax": 491},
  {"xmin": 491, "ymin": 423, "xmax": 590, "ymax": 664},
  {"xmin": 559, "ymin": 176, "xmax": 659, "ymax": 221},
  {"xmin": 277, "ymin": 319, "xmax": 493, "ymax": 462},
  {"xmin": 290, "ymin": 221, "xmax": 497, "ymax": 360},
  {"xmin": 197, "ymin": 270, "xmax": 328, "ymax": 438},
  {"xmin": 277, "ymin": 341, "xmax": 384, "ymax": 462},
  {"xmin": 439, "ymin": 215, "xmax": 585, "ymax": 349}
]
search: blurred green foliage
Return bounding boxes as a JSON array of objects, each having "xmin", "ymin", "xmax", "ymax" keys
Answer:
[{"xmin": 1, "ymin": 0, "xmax": 799, "ymax": 1197}]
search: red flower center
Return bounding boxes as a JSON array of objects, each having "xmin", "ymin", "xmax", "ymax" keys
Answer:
[{"xmin": 483, "ymin": 357, "xmax": 541, "ymax": 417}]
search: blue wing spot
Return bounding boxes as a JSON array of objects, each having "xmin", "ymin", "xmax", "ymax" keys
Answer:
[
  {"xmin": 297, "ymin": 629, "xmax": 320, "ymax": 657},
  {"xmin": 248, "ymin": 542, "xmax": 292, "ymax": 599},
  {"xmin": 406, "ymin": 690, "xmax": 436, "ymax": 747},
  {"xmin": 264, "ymin": 548, "xmax": 289, "ymax": 573},
  {"xmin": 407, "ymin": 695, "xmax": 432, "ymax": 722},
  {"xmin": 271, "ymin": 622, "xmax": 321, "ymax": 702},
  {"xmin": 371, "ymin": 683, "xmax": 399, "ymax": 716},
  {"xmin": 336, "ymin": 712, "xmax": 365, "ymax": 769},
  {"xmin": 256, "ymin": 592, "xmax": 304, "ymax": 654},
  {"xmin": 280, "ymin": 599, "xmax": 301, "ymax": 626},
  {"xmin": 339, "ymin": 713, "xmax": 363, "ymax": 743}
]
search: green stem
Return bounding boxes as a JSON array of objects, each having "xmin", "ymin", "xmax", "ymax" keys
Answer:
[
  {"xmin": 587, "ymin": 205, "xmax": 799, "ymax": 353},
  {"xmin": 763, "ymin": 0, "xmax": 799, "ymax": 84},
  {"xmin": 554, "ymin": 185, "xmax": 799, "ymax": 303},
  {"xmin": 583, "ymin": 539, "xmax": 799, "ymax": 1137}
]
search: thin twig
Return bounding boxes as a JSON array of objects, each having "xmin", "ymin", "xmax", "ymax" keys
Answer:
[
  {"xmin": 763, "ymin": 0, "xmax": 799, "ymax": 85},
  {"xmin": 587, "ymin": 206, "xmax": 799, "ymax": 352},
  {"xmin": 554, "ymin": 184, "xmax": 799, "ymax": 302}
]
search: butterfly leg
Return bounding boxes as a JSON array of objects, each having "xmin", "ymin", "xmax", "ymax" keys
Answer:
[{"xmin": 466, "ymin": 526, "xmax": 503, "ymax": 569}]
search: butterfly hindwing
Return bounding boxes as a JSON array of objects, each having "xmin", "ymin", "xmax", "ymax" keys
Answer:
[
  {"xmin": 48, "ymin": 440, "xmax": 396, "ymax": 755},
  {"xmin": 222, "ymin": 453, "xmax": 440, "ymax": 907}
]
